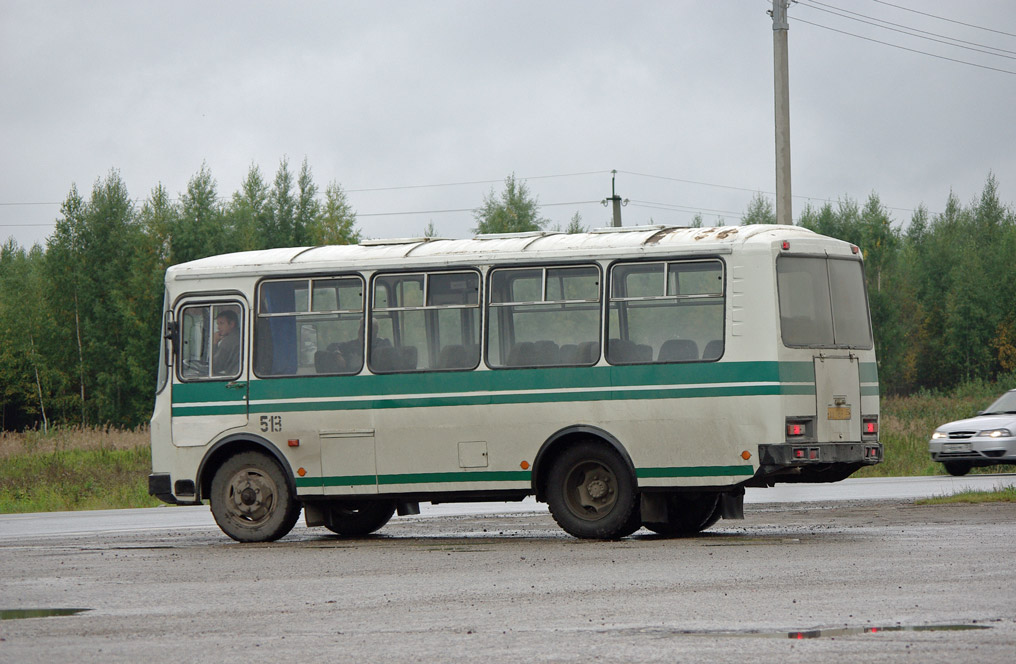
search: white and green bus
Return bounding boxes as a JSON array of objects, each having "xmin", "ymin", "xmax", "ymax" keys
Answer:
[{"xmin": 149, "ymin": 224, "xmax": 882, "ymax": 542}]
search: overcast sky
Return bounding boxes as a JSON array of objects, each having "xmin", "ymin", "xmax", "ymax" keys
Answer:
[{"xmin": 2, "ymin": 0, "xmax": 1015, "ymax": 249}]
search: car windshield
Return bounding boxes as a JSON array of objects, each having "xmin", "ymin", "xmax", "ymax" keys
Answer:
[{"xmin": 981, "ymin": 390, "xmax": 1016, "ymax": 415}]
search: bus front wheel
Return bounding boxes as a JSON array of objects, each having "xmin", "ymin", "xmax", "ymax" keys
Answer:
[
  {"xmin": 643, "ymin": 492, "xmax": 722, "ymax": 537},
  {"xmin": 323, "ymin": 500, "xmax": 396, "ymax": 536},
  {"xmin": 210, "ymin": 451, "xmax": 301, "ymax": 543},
  {"xmin": 546, "ymin": 441, "xmax": 640, "ymax": 539}
]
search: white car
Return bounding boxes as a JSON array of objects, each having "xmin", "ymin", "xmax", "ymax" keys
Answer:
[{"xmin": 929, "ymin": 389, "xmax": 1016, "ymax": 476}]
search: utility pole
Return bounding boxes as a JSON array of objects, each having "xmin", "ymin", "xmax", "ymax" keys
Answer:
[
  {"xmin": 771, "ymin": 0, "xmax": 793, "ymax": 225},
  {"xmin": 603, "ymin": 170, "xmax": 628, "ymax": 227}
]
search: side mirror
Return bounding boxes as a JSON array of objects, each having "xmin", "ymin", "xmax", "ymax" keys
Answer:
[{"xmin": 164, "ymin": 318, "xmax": 179, "ymax": 366}]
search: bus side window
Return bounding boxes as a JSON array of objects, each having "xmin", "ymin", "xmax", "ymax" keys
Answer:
[
  {"xmin": 370, "ymin": 270, "xmax": 481, "ymax": 374},
  {"xmin": 487, "ymin": 265, "xmax": 601, "ymax": 369},
  {"xmin": 255, "ymin": 277, "xmax": 364, "ymax": 377},
  {"xmin": 607, "ymin": 260, "xmax": 725, "ymax": 365}
]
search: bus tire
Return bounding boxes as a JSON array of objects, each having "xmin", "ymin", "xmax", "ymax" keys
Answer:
[
  {"xmin": 210, "ymin": 451, "xmax": 301, "ymax": 543},
  {"xmin": 943, "ymin": 461, "xmax": 972, "ymax": 477},
  {"xmin": 643, "ymin": 492, "xmax": 722, "ymax": 537},
  {"xmin": 546, "ymin": 441, "xmax": 639, "ymax": 539},
  {"xmin": 322, "ymin": 500, "xmax": 396, "ymax": 536}
]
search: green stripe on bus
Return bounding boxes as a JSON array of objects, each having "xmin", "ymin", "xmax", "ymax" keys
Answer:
[
  {"xmin": 637, "ymin": 465, "xmax": 755, "ymax": 478},
  {"xmin": 172, "ymin": 361, "xmax": 826, "ymax": 415},
  {"xmin": 859, "ymin": 362, "xmax": 878, "ymax": 383},
  {"xmin": 173, "ymin": 361, "xmax": 795, "ymax": 404},
  {"xmin": 171, "ymin": 383, "xmax": 817, "ymax": 417},
  {"xmin": 296, "ymin": 466, "xmax": 748, "ymax": 488}
]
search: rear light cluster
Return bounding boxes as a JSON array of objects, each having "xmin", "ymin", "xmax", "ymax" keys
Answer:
[
  {"xmin": 786, "ymin": 417, "xmax": 813, "ymax": 440},
  {"xmin": 862, "ymin": 416, "xmax": 879, "ymax": 439},
  {"xmin": 793, "ymin": 447, "xmax": 820, "ymax": 460},
  {"xmin": 864, "ymin": 445, "xmax": 881, "ymax": 460}
]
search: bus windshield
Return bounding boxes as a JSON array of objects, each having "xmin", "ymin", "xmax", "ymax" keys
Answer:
[{"xmin": 777, "ymin": 256, "xmax": 872, "ymax": 349}]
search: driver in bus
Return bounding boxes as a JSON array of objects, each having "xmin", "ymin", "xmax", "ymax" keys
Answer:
[{"xmin": 212, "ymin": 308, "xmax": 240, "ymax": 375}]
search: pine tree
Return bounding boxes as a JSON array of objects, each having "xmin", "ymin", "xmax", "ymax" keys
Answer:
[{"xmin": 472, "ymin": 174, "xmax": 547, "ymax": 234}]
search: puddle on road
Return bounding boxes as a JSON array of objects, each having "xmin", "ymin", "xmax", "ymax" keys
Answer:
[
  {"xmin": 0, "ymin": 608, "xmax": 90, "ymax": 621},
  {"xmin": 619, "ymin": 623, "xmax": 991, "ymax": 639}
]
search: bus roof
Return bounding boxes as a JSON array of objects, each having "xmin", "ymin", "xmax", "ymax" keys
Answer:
[{"xmin": 167, "ymin": 224, "xmax": 838, "ymax": 280}]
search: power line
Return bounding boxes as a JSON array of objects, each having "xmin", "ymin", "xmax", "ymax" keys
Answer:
[
  {"xmin": 870, "ymin": 0, "xmax": 1016, "ymax": 39},
  {"xmin": 792, "ymin": 16, "xmax": 1016, "ymax": 75},
  {"xmin": 345, "ymin": 170, "xmax": 605, "ymax": 193},
  {"xmin": 627, "ymin": 200, "xmax": 745, "ymax": 217},
  {"xmin": 0, "ymin": 170, "xmax": 611, "ymax": 208},
  {"xmin": 800, "ymin": 0, "xmax": 1016, "ymax": 59}
]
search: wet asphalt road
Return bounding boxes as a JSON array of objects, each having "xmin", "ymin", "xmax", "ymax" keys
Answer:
[{"xmin": 2, "ymin": 499, "xmax": 1015, "ymax": 663}]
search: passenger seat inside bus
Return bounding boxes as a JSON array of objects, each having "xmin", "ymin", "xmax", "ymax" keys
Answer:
[
  {"xmin": 701, "ymin": 339, "xmax": 723, "ymax": 360},
  {"xmin": 371, "ymin": 346, "xmax": 418, "ymax": 372},
  {"xmin": 658, "ymin": 339, "xmax": 699, "ymax": 362},
  {"xmin": 607, "ymin": 338, "xmax": 653, "ymax": 364},
  {"xmin": 314, "ymin": 350, "xmax": 343, "ymax": 374},
  {"xmin": 437, "ymin": 344, "xmax": 475, "ymax": 370}
]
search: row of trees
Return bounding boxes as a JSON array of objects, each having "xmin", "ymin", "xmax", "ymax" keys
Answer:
[
  {"xmin": 1, "ymin": 162, "xmax": 1013, "ymax": 430},
  {"xmin": 0, "ymin": 159, "xmax": 361, "ymax": 430}
]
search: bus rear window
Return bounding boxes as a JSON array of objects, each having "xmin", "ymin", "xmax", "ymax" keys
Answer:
[{"xmin": 777, "ymin": 256, "xmax": 872, "ymax": 349}]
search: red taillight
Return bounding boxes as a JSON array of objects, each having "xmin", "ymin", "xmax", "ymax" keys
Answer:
[
  {"xmin": 781, "ymin": 240, "xmax": 790, "ymax": 250},
  {"xmin": 863, "ymin": 417, "xmax": 878, "ymax": 435},
  {"xmin": 787, "ymin": 423, "xmax": 804, "ymax": 436}
]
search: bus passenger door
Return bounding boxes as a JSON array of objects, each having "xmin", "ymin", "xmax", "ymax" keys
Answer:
[
  {"xmin": 171, "ymin": 301, "xmax": 249, "ymax": 447},
  {"xmin": 814, "ymin": 354, "xmax": 861, "ymax": 442}
]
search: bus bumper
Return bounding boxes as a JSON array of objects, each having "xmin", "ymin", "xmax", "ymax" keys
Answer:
[{"xmin": 747, "ymin": 442, "xmax": 883, "ymax": 486}]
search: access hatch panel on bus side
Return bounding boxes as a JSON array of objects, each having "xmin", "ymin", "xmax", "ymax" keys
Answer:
[{"xmin": 814, "ymin": 354, "xmax": 861, "ymax": 442}]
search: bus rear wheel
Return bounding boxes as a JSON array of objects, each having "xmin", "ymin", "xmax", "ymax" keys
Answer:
[
  {"xmin": 322, "ymin": 500, "xmax": 396, "ymax": 536},
  {"xmin": 643, "ymin": 492, "xmax": 722, "ymax": 537},
  {"xmin": 546, "ymin": 442, "xmax": 639, "ymax": 539},
  {"xmin": 210, "ymin": 451, "xmax": 301, "ymax": 543}
]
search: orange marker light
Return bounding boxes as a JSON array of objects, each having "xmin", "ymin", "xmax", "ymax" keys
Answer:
[
  {"xmin": 288, "ymin": 439, "xmax": 300, "ymax": 447},
  {"xmin": 297, "ymin": 467, "xmax": 307, "ymax": 477},
  {"xmin": 520, "ymin": 460, "xmax": 530, "ymax": 470},
  {"xmin": 741, "ymin": 450, "xmax": 752, "ymax": 460}
]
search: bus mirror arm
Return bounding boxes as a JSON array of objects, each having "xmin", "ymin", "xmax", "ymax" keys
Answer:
[{"xmin": 164, "ymin": 320, "xmax": 180, "ymax": 366}]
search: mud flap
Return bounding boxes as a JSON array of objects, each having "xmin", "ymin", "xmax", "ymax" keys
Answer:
[{"xmin": 720, "ymin": 489, "xmax": 744, "ymax": 520}]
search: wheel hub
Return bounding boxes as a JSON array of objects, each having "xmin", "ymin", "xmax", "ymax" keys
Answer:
[
  {"xmin": 586, "ymin": 478, "xmax": 609, "ymax": 500},
  {"xmin": 227, "ymin": 470, "xmax": 275, "ymax": 522},
  {"xmin": 240, "ymin": 486, "xmax": 258, "ymax": 506}
]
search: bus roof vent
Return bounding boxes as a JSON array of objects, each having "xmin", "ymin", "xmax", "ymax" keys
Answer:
[
  {"xmin": 360, "ymin": 237, "xmax": 449, "ymax": 246},
  {"xmin": 474, "ymin": 231, "xmax": 557, "ymax": 240},
  {"xmin": 589, "ymin": 224, "xmax": 670, "ymax": 234}
]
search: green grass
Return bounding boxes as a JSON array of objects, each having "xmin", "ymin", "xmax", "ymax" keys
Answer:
[
  {"xmin": 0, "ymin": 446, "xmax": 161, "ymax": 513},
  {"xmin": 915, "ymin": 486, "xmax": 1016, "ymax": 505},
  {"xmin": 0, "ymin": 427, "xmax": 160, "ymax": 514}
]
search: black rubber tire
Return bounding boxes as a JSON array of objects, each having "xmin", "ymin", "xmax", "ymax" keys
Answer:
[
  {"xmin": 209, "ymin": 451, "xmax": 301, "ymax": 543},
  {"xmin": 323, "ymin": 500, "xmax": 397, "ymax": 536},
  {"xmin": 643, "ymin": 492, "xmax": 722, "ymax": 537},
  {"xmin": 545, "ymin": 441, "xmax": 639, "ymax": 540},
  {"xmin": 943, "ymin": 460, "xmax": 973, "ymax": 477}
]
